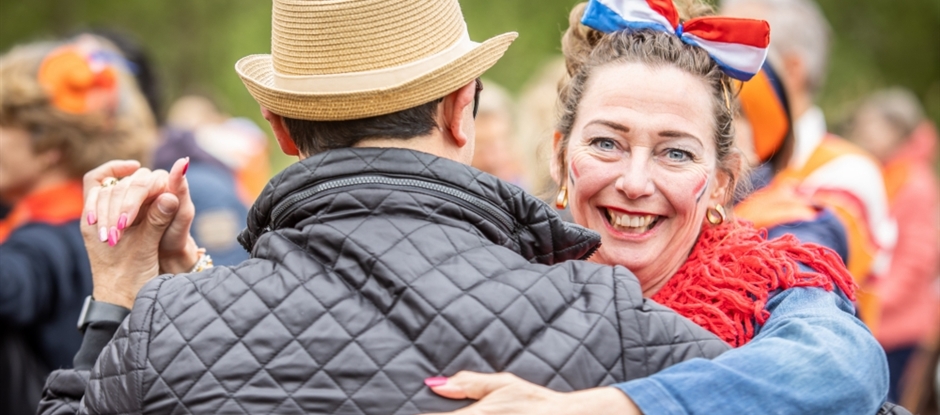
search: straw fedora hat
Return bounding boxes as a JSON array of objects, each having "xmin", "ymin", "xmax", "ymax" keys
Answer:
[{"xmin": 236, "ymin": 0, "xmax": 517, "ymax": 121}]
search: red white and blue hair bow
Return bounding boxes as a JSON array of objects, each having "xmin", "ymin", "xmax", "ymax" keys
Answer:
[{"xmin": 581, "ymin": 0, "xmax": 771, "ymax": 81}]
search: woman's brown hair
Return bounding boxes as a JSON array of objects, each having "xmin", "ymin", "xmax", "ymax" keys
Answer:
[
  {"xmin": 555, "ymin": 1, "xmax": 743, "ymax": 205},
  {"xmin": 0, "ymin": 37, "xmax": 156, "ymax": 179}
]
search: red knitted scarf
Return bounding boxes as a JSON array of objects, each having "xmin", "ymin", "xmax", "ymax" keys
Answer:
[{"xmin": 651, "ymin": 219, "xmax": 857, "ymax": 347}]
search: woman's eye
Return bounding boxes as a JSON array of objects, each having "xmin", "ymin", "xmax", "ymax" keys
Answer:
[
  {"xmin": 666, "ymin": 149, "xmax": 692, "ymax": 161},
  {"xmin": 590, "ymin": 138, "xmax": 617, "ymax": 151}
]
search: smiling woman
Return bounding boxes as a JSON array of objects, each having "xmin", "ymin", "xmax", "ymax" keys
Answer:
[{"xmin": 425, "ymin": 0, "xmax": 895, "ymax": 414}]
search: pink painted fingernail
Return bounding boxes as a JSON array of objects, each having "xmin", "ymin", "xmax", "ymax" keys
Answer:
[
  {"xmin": 424, "ymin": 377, "xmax": 448, "ymax": 387},
  {"xmin": 99, "ymin": 227, "xmax": 108, "ymax": 242},
  {"xmin": 87, "ymin": 212, "xmax": 97, "ymax": 225},
  {"xmin": 117, "ymin": 213, "xmax": 128, "ymax": 230},
  {"xmin": 108, "ymin": 227, "xmax": 118, "ymax": 247},
  {"xmin": 182, "ymin": 159, "xmax": 190, "ymax": 176}
]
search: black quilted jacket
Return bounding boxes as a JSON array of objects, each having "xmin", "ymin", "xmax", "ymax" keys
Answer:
[{"xmin": 39, "ymin": 148, "xmax": 728, "ymax": 414}]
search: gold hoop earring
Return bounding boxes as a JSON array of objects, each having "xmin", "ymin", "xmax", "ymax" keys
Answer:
[
  {"xmin": 706, "ymin": 204, "xmax": 726, "ymax": 225},
  {"xmin": 555, "ymin": 186, "xmax": 569, "ymax": 209}
]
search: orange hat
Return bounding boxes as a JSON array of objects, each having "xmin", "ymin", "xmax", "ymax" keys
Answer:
[
  {"xmin": 37, "ymin": 46, "xmax": 117, "ymax": 114},
  {"xmin": 738, "ymin": 64, "xmax": 790, "ymax": 163}
]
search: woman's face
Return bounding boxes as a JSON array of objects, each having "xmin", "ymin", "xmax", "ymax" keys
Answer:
[{"xmin": 556, "ymin": 63, "xmax": 730, "ymax": 294}]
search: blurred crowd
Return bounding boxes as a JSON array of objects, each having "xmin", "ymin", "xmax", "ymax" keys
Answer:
[{"xmin": 0, "ymin": 0, "xmax": 937, "ymax": 413}]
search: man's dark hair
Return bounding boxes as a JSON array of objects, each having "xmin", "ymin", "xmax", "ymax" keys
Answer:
[{"xmin": 284, "ymin": 98, "xmax": 442, "ymax": 156}]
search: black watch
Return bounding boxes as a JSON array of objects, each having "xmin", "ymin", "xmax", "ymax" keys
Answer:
[{"xmin": 76, "ymin": 295, "xmax": 131, "ymax": 333}]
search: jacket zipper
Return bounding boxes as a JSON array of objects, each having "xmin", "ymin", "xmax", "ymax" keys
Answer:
[
  {"xmin": 268, "ymin": 175, "xmax": 517, "ymax": 235},
  {"xmin": 580, "ymin": 243, "xmax": 600, "ymax": 261}
]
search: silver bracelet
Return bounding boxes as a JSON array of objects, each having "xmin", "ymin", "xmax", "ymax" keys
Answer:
[{"xmin": 190, "ymin": 248, "xmax": 214, "ymax": 273}]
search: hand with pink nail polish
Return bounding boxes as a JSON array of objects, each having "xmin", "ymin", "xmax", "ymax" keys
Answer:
[
  {"xmin": 80, "ymin": 159, "xmax": 192, "ymax": 309},
  {"xmin": 155, "ymin": 157, "xmax": 200, "ymax": 275},
  {"xmin": 421, "ymin": 371, "xmax": 641, "ymax": 415}
]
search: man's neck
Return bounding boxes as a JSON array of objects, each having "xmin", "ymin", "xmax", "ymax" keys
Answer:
[{"xmin": 353, "ymin": 132, "xmax": 465, "ymax": 164}]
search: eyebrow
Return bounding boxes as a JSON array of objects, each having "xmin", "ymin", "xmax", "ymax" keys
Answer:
[
  {"xmin": 585, "ymin": 120, "xmax": 630, "ymax": 133},
  {"xmin": 586, "ymin": 120, "xmax": 703, "ymax": 144},
  {"xmin": 658, "ymin": 130, "xmax": 702, "ymax": 142}
]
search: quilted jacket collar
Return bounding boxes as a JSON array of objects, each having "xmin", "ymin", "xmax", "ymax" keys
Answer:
[{"xmin": 238, "ymin": 147, "xmax": 600, "ymax": 265}]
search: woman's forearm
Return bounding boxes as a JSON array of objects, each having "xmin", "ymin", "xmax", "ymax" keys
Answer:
[{"xmin": 615, "ymin": 287, "xmax": 887, "ymax": 415}]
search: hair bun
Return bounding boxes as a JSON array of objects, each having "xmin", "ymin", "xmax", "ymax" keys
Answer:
[{"xmin": 561, "ymin": 2, "xmax": 604, "ymax": 77}]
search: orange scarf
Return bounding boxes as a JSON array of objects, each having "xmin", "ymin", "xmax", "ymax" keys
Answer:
[
  {"xmin": 0, "ymin": 181, "xmax": 85, "ymax": 243},
  {"xmin": 652, "ymin": 219, "xmax": 856, "ymax": 347}
]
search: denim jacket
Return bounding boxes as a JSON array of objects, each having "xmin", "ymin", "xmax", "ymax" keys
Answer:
[{"xmin": 616, "ymin": 284, "xmax": 889, "ymax": 414}]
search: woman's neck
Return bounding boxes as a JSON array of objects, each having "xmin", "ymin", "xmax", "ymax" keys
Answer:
[{"xmin": 588, "ymin": 251, "xmax": 689, "ymax": 298}]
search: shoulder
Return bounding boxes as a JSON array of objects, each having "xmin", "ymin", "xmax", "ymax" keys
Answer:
[
  {"xmin": 5, "ymin": 220, "xmax": 79, "ymax": 244},
  {"xmin": 139, "ymin": 259, "xmax": 271, "ymax": 322},
  {"xmin": 1, "ymin": 220, "xmax": 82, "ymax": 262},
  {"xmin": 804, "ymin": 154, "xmax": 884, "ymax": 192}
]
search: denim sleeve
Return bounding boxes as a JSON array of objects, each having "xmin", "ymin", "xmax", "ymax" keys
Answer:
[{"xmin": 614, "ymin": 287, "xmax": 888, "ymax": 415}]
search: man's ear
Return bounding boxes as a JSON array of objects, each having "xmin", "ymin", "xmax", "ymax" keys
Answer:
[
  {"xmin": 261, "ymin": 107, "xmax": 300, "ymax": 157},
  {"xmin": 441, "ymin": 80, "xmax": 477, "ymax": 148}
]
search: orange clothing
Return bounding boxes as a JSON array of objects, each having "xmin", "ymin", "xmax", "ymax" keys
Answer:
[
  {"xmin": 777, "ymin": 134, "xmax": 892, "ymax": 328},
  {"xmin": 0, "ymin": 181, "xmax": 84, "ymax": 243},
  {"xmin": 875, "ymin": 123, "xmax": 940, "ymax": 349},
  {"xmin": 735, "ymin": 178, "xmax": 819, "ymax": 231}
]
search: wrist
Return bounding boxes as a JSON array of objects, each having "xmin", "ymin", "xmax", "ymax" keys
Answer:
[
  {"xmin": 563, "ymin": 387, "xmax": 642, "ymax": 415},
  {"xmin": 91, "ymin": 287, "xmax": 135, "ymax": 310},
  {"xmin": 160, "ymin": 239, "xmax": 200, "ymax": 274}
]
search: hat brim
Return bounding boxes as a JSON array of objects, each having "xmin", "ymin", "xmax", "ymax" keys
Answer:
[{"xmin": 236, "ymin": 32, "xmax": 517, "ymax": 121}]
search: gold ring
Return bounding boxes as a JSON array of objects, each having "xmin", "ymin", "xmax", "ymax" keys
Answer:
[{"xmin": 101, "ymin": 177, "xmax": 119, "ymax": 188}]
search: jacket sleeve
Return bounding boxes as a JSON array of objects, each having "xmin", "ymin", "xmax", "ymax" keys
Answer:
[
  {"xmin": 37, "ymin": 274, "xmax": 172, "ymax": 415},
  {"xmin": 613, "ymin": 286, "xmax": 888, "ymax": 415},
  {"xmin": 37, "ymin": 319, "xmax": 125, "ymax": 414},
  {"xmin": 0, "ymin": 225, "xmax": 70, "ymax": 325},
  {"xmin": 36, "ymin": 370, "xmax": 90, "ymax": 415}
]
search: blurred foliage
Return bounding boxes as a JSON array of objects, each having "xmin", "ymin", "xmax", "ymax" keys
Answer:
[{"xmin": 1, "ymin": 0, "xmax": 938, "ymax": 173}]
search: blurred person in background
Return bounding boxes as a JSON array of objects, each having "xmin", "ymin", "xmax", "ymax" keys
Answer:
[
  {"xmin": 844, "ymin": 88, "xmax": 940, "ymax": 404},
  {"xmin": 470, "ymin": 79, "xmax": 528, "ymax": 188},
  {"xmin": 722, "ymin": 0, "xmax": 897, "ymax": 330},
  {"xmin": 155, "ymin": 95, "xmax": 270, "ymax": 266},
  {"xmin": 0, "ymin": 35, "xmax": 155, "ymax": 414},
  {"xmin": 516, "ymin": 57, "xmax": 568, "ymax": 196},
  {"xmin": 734, "ymin": 61, "xmax": 849, "ymax": 261}
]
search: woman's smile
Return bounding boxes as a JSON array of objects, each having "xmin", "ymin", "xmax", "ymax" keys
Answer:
[{"xmin": 600, "ymin": 206, "xmax": 663, "ymax": 237}]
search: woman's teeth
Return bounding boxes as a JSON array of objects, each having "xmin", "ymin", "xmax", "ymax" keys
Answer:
[{"xmin": 606, "ymin": 210, "xmax": 657, "ymax": 232}]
